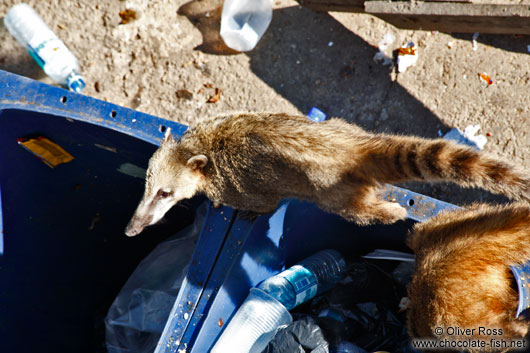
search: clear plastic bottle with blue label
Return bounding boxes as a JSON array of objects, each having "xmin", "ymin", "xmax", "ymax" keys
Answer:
[
  {"xmin": 211, "ymin": 249, "xmax": 347, "ymax": 353},
  {"xmin": 257, "ymin": 249, "xmax": 346, "ymax": 309},
  {"xmin": 4, "ymin": 3, "xmax": 86, "ymax": 92}
]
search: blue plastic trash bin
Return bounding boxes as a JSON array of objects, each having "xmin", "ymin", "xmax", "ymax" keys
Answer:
[{"xmin": 0, "ymin": 70, "xmax": 458, "ymax": 353}]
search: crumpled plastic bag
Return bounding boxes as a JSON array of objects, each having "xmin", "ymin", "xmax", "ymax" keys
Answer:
[
  {"xmin": 105, "ymin": 202, "xmax": 208, "ymax": 353},
  {"xmin": 263, "ymin": 316, "xmax": 329, "ymax": 353},
  {"xmin": 263, "ymin": 315, "xmax": 369, "ymax": 353}
]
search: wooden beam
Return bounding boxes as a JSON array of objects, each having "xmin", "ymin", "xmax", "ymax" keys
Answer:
[
  {"xmin": 365, "ymin": 2, "xmax": 530, "ymax": 34},
  {"xmin": 296, "ymin": 0, "xmax": 366, "ymax": 13},
  {"xmin": 296, "ymin": 0, "xmax": 530, "ymax": 34}
]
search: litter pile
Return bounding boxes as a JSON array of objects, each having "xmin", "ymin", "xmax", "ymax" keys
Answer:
[{"xmin": 264, "ymin": 258, "xmax": 415, "ymax": 353}]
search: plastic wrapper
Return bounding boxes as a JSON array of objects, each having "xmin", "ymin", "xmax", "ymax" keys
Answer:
[
  {"xmin": 105, "ymin": 202, "xmax": 208, "ymax": 353},
  {"xmin": 17, "ymin": 136, "xmax": 74, "ymax": 168},
  {"xmin": 373, "ymin": 32, "xmax": 395, "ymax": 66},
  {"xmin": 263, "ymin": 316, "xmax": 329, "ymax": 353},
  {"xmin": 397, "ymin": 42, "xmax": 418, "ymax": 73}
]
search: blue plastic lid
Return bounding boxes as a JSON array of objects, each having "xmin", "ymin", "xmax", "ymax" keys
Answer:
[
  {"xmin": 67, "ymin": 72, "xmax": 86, "ymax": 93},
  {"xmin": 307, "ymin": 107, "xmax": 327, "ymax": 122}
]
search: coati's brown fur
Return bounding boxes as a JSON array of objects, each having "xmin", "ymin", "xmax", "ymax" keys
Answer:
[
  {"xmin": 125, "ymin": 113, "xmax": 530, "ymax": 236},
  {"xmin": 407, "ymin": 203, "xmax": 530, "ymax": 351}
]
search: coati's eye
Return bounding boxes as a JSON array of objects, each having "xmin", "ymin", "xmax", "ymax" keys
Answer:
[{"xmin": 157, "ymin": 189, "xmax": 173, "ymax": 198}]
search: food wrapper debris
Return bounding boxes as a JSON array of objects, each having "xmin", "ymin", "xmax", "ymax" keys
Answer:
[
  {"xmin": 17, "ymin": 136, "xmax": 74, "ymax": 168},
  {"xmin": 463, "ymin": 124, "xmax": 487, "ymax": 150},
  {"xmin": 478, "ymin": 73, "xmax": 493, "ymax": 86},
  {"xmin": 397, "ymin": 42, "xmax": 418, "ymax": 73},
  {"xmin": 373, "ymin": 32, "xmax": 395, "ymax": 67},
  {"xmin": 206, "ymin": 87, "xmax": 221, "ymax": 103},
  {"xmin": 444, "ymin": 126, "xmax": 486, "ymax": 150}
]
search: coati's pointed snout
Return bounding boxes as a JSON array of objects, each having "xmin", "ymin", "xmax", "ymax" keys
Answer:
[
  {"xmin": 124, "ymin": 222, "xmax": 142, "ymax": 237},
  {"xmin": 124, "ymin": 213, "xmax": 153, "ymax": 237}
]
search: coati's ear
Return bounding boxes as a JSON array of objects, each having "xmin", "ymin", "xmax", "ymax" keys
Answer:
[{"xmin": 187, "ymin": 154, "xmax": 208, "ymax": 171}]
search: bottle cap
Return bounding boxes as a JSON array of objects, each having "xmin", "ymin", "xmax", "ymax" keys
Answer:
[
  {"xmin": 307, "ymin": 107, "xmax": 327, "ymax": 122},
  {"xmin": 67, "ymin": 72, "xmax": 86, "ymax": 93}
]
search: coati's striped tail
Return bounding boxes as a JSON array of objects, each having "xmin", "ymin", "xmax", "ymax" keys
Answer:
[{"xmin": 368, "ymin": 136, "xmax": 530, "ymax": 202}]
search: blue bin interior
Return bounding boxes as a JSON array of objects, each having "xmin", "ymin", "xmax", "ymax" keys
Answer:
[
  {"xmin": 0, "ymin": 72, "xmax": 198, "ymax": 353},
  {"xmin": 157, "ymin": 199, "xmax": 416, "ymax": 353}
]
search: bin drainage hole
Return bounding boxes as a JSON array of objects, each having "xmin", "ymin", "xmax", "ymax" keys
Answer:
[
  {"xmin": 110, "ymin": 110, "xmax": 117, "ymax": 118},
  {"xmin": 408, "ymin": 199, "xmax": 415, "ymax": 207},
  {"xmin": 60, "ymin": 96, "xmax": 67, "ymax": 103},
  {"xmin": 159, "ymin": 125, "xmax": 167, "ymax": 133}
]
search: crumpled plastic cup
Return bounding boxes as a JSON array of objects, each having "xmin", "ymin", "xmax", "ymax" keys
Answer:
[
  {"xmin": 211, "ymin": 288, "xmax": 293, "ymax": 353},
  {"xmin": 220, "ymin": 0, "xmax": 272, "ymax": 52}
]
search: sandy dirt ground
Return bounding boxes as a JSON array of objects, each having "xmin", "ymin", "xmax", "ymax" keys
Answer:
[{"xmin": 1, "ymin": 0, "xmax": 529, "ymax": 203}]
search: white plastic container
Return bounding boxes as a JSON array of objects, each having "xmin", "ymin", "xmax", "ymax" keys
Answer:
[
  {"xmin": 211, "ymin": 288, "xmax": 292, "ymax": 353},
  {"xmin": 4, "ymin": 3, "xmax": 85, "ymax": 92},
  {"xmin": 220, "ymin": 0, "xmax": 272, "ymax": 52},
  {"xmin": 211, "ymin": 250, "xmax": 346, "ymax": 353}
]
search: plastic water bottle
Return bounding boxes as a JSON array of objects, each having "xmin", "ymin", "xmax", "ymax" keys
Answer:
[
  {"xmin": 257, "ymin": 249, "xmax": 346, "ymax": 309},
  {"xmin": 4, "ymin": 3, "xmax": 86, "ymax": 92},
  {"xmin": 220, "ymin": 0, "xmax": 272, "ymax": 52},
  {"xmin": 211, "ymin": 249, "xmax": 347, "ymax": 353}
]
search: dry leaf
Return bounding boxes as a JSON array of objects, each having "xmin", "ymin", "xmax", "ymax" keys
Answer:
[
  {"xmin": 206, "ymin": 88, "xmax": 221, "ymax": 103},
  {"xmin": 119, "ymin": 9, "xmax": 137, "ymax": 24},
  {"xmin": 176, "ymin": 89, "xmax": 193, "ymax": 100}
]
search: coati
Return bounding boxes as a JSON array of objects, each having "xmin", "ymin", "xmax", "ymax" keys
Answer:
[
  {"xmin": 124, "ymin": 113, "xmax": 530, "ymax": 236},
  {"xmin": 407, "ymin": 203, "xmax": 530, "ymax": 351}
]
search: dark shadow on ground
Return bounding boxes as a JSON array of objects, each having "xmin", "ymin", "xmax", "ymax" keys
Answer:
[
  {"xmin": 451, "ymin": 32, "xmax": 530, "ymax": 54},
  {"xmin": 246, "ymin": 6, "xmax": 448, "ymax": 138}
]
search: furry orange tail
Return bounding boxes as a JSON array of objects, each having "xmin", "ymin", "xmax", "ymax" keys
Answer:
[{"xmin": 365, "ymin": 136, "xmax": 530, "ymax": 202}]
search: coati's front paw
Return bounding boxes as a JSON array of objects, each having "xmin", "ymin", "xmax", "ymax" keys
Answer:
[
  {"xmin": 381, "ymin": 203, "xmax": 408, "ymax": 223},
  {"xmin": 342, "ymin": 202, "xmax": 408, "ymax": 226},
  {"xmin": 357, "ymin": 202, "xmax": 408, "ymax": 225}
]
